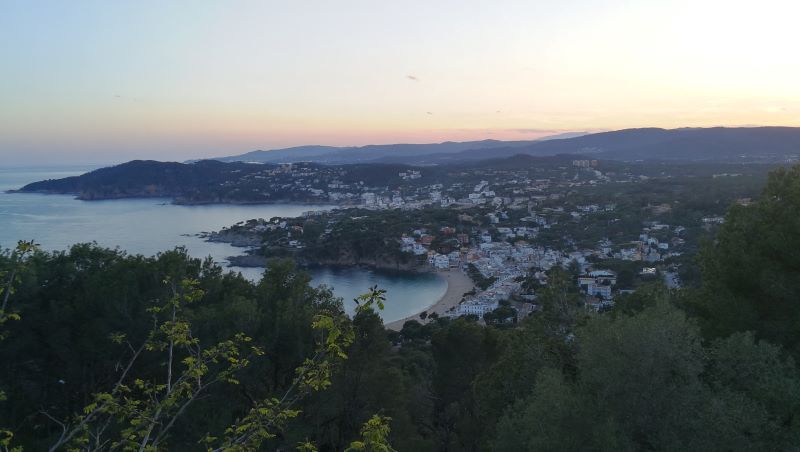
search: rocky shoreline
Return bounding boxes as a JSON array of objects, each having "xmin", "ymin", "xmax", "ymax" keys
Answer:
[
  {"xmin": 11, "ymin": 188, "xmax": 345, "ymax": 207},
  {"xmin": 173, "ymin": 199, "xmax": 343, "ymax": 207},
  {"xmin": 293, "ymin": 255, "xmax": 424, "ymax": 272},
  {"xmin": 204, "ymin": 230, "xmax": 424, "ymax": 271},
  {"xmin": 226, "ymin": 252, "xmax": 426, "ymax": 272},
  {"xmin": 202, "ymin": 230, "xmax": 262, "ymax": 247}
]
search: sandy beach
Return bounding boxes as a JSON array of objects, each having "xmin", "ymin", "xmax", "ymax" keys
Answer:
[{"xmin": 385, "ymin": 268, "xmax": 475, "ymax": 331}]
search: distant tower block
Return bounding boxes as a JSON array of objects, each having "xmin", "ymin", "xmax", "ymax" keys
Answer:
[{"xmin": 572, "ymin": 159, "xmax": 598, "ymax": 168}]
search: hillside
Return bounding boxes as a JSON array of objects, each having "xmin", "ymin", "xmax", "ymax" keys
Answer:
[
  {"xmin": 14, "ymin": 153, "xmax": 779, "ymax": 205},
  {"xmin": 207, "ymin": 127, "xmax": 800, "ymax": 165},
  {"xmin": 406, "ymin": 127, "xmax": 800, "ymax": 164},
  {"xmin": 13, "ymin": 158, "xmax": 447, "ymax": 204},
  {"xmin": 15, "ymin": 160, "xmax": 269, "ymax": 201},
  {"xmin": 208, "ymin": 139, "xmax": 540, "ymax": 164}
]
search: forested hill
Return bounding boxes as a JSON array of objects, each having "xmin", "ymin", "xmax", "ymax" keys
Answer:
[
  {"xmin": 16, "ymin": 159, "xmax": 434, "ymax": 204},
  {"xmin": 15, "ymin": 159, "xmax": 267, "ymax": 201},
  {"xmin": 11, "ymin": 154, "xmax": 585, "ymax": 203}
]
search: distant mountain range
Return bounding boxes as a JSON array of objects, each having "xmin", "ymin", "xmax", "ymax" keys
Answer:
[
  {"xmin": 203, "ymin": 139, "xmax": 545, "ymax": 165},
  {"xmin": 204, "ymin": 127, "xmax": 800, "ymax": 165}
]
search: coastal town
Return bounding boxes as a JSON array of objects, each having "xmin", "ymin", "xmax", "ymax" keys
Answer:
[
  {"xmin": 18, "ymin": 150, "xmax": 760, "ymax": 328},
  {"xmin": 207, "ymin": 156, "xmax": 761, "ymax": 327}
]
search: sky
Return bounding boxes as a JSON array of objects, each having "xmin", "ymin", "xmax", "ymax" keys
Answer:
[{"xmin": 2, "ymin": 0, "xmax": 800, "ymax": 165}]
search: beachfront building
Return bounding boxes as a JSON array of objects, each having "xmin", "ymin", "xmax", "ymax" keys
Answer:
[
  {"xmin": 458, "ymin": 299, "xmax": 498, "ymax": 318},
  {"xmin": 431, "ymin": 253, "xmax": 450, "ymax": 269}
]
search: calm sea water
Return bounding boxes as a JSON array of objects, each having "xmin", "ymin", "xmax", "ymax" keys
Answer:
[{"xmin": 0, "ymin": 166, "xmax": 445, "ymax": 322}]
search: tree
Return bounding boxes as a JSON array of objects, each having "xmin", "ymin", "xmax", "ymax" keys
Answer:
[
  {"xmin": 0, "ymin": 240, "xmax": 38, "ymax": 339},
  {"xmin": 493, "ymin": 301, "xmax": 705, "ymax": 450},
  {"xmin": 430, "ymin": 319, "xmax": 501, "ymax": 450},
  {"xmin": 0, "ymin": 246, "xmax": 397, "ymax": 451},
  {"xmin": 0, "ymin": 240, "xmax": 38, "ymax": 452},
  {"xmin": 697, "ymin": 332, "xmax": 800, "ymax": 449},
  {"xmin": 577, "ymin": 300, "xmax": 706, "ymax": 449},
  {"xmin": 492, "ymin": 368, "xmax": 622, "ymax": 452},
  {"xmin": 472, "ymin": 322, "xmax": 559, "ymax": 442},
  {"xmin": 696, "ymin": 165, "xmax": 800, "ymax": 357},
  {"xmin": 301, "ymin": 291, "xmax": 412, "ymax": 450},
  {"xmin": 482, "ymin": 305, "xmax": 516, "ymax": 326},
  {"xmin": 194, "ymin": 286, "xmax": 394, "ymax": 452},
  {"xmin": 43, "ymin": 277, "xmax": 262, "ymax": 451},
  {"xmin": 493, "ymin": 298, "xmax": 800, "ymax": 451},
  {"xmin": 345, "ymin": 415, "xmax": 396, "ymax": 452},
  {"xmin": 610, "ymin": 280, "xmax": 670, "ymax": 317}
]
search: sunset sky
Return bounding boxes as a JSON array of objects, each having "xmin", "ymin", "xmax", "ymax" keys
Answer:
[{"xmin": 3, "ymin": 0, "xmax": 800, "ymax": 165}]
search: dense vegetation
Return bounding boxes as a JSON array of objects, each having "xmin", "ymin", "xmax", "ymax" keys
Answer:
[
  {"xmin": 466, "ymin": 263, "xmax": 497, "ymax": 290},
  {"xmin": 3, "ymin": 165, "xmax": 800, "ymax": 451},
  {"xmin": 15, "ymin": 159, "xmax": 451, "ymax": 204},
  {"xmin": 250, "ymin": 208, "xmax": 473, "ymax": 269},
  {"xmin": 17, "ymin": 160, "xmax": 268, "ymax": 201}
]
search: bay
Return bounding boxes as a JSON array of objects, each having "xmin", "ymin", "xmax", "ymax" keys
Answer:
[{"xmin": 0, "ymin": 166, "xmax": 445, "ymax": 322}]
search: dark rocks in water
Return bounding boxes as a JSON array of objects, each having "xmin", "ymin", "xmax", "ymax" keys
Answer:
[
  {"xmin": 228, "ymin": 254, "xmax": 268, "ymax": 267},
  {"xmin": 206, "ymin": 230, "xmax": 262, "ymax": 247}
]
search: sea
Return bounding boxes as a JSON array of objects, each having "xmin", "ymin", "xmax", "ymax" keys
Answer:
[{"xmin": 0, "ymin": 166, "xmax": 446, "ymax": 322}]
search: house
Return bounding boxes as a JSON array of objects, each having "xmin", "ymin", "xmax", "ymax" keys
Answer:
[
  {"xmin": 432, "ymin": 254, "xmax": 450, "ymax": 269},
  {"xmin": 458, "ymin": 300, "xmax": 498, "ymax": 318},
  {"xmin": 578, "ymin": 270, "xmax": 617, "ymax": 300},
  {"xmin": 448, "ymin": 251, "xmax": 461, "ymax": 267},
  {"xmin": 496, "ymin": 227, "xmax": 513, "ymax": 239},
  {"xmin": 586, "ymin": 283, "xmax": 612, "ymax": 299},
  {"xmin": 398, "ymin": 170, "xmax": 421, "ymax": 180},
  {"xmin": 412, "ymin": 243, "xmax": 427, "ymax": 255},
  {"xmin": 588, "ymin": 270, "xmax": 617, "ymax": 285}
]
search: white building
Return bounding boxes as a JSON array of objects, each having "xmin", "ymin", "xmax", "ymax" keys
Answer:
[
  {"xmin": 458, "ymin": 300, "xmax": 498, "ymax": 318},
  {"xmin": 361, "ymin": 192, "xmax": 377, "ymax": 206},
  {"xmin": 448, "ymin": 251, "xmax": 461, "ymax": 267},
  {"xmin": 586, "ymin": 283, "xmax": 612, "ymax": 299},
  {"xmin": 432, "ymin": 254, "xmax": 450, "ymax": 269},
  {"xmin": 579, "ymin": 270, "xmax": 617, "ymax": 300}
]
